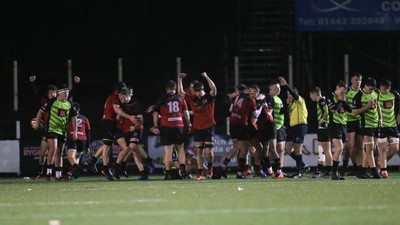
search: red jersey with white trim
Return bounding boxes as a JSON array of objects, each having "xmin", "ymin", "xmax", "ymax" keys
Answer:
[
  {"xmin": 67, "ymin": 113, "xmax": 91, "ymax": 140},
  {"xmin": 154, "ymin": 92, "xmax": 188, "ymax": 128},
  {"xmin": 102, "ymin": 92, "xmax": 121, "ymax": 121},
  {"xmin": 229, "ymin": 94, "xmax": 256, "ymax": 126},
  {"xmin": 188, "ymin": 93, "xmax": 216, "ymax": 129}
]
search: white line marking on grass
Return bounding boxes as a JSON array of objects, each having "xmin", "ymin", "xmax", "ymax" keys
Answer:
[{"xmin": 0, "ymin": 199, "xmax": 164, "ymax": 207}]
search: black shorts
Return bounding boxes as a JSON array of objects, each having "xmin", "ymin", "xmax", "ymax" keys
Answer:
[
  {"xmin": 347, "ymin": 120, "xmax": 361, "ymax": 134},
  {"xmin": 230, "ymin": 124, "xmax": 249, "ymax": 140},
  {"xmin": 248, "ymin": 125, "xmax": 258, "ymax": 139},
  {"xmin": 115, "ymin": 129, "xmax": 143, "ymax": 146},
  {"xmin": 378, "ymin": 127, "xmax": 399, "ymax": 138},
  {"xmin": 317, "ymin": 129, "xmax": 330, "ymax": 142},
  {"xmin": 259, "ymin": 124, "xmax": 277, "ymax": 143},
  {"xmin": 46, "ymin": 132, "xmax": 67, "ymax": 143},
  {"xmin": 101, "ymin": 119, "xmax": 116, "ymax": 141},
  {"xmin": 193, "ymin": 126, "xmax": 214, "ymax": 142},
  {"xmin": 276, "ymin": 126, "xmax": 287, "ymax": 143},
  {"xmin": 286, "ymin": 124, "xmax": 308, "ymax": 144},
  {"xmin": 360, "ymin": 128, "xmax": 379, "ymax": 137},
  {"xmin": 66, "ymin": 139, "xmax": 87, "ymax": 152},
  {"xmin": 329, "ymin": 123, "xmax": 347, "ymax": 143},
  {"xmin": 160, "ymin": 126, "xmax": 185, "ymax": 146}
]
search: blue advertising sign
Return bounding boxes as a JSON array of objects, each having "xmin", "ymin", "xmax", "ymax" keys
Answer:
[{"xmin": 296, "ymin": 0, "xmax": 400, "ymax": 31}]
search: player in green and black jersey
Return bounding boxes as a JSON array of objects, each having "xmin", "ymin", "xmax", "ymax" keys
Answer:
[
  {"xmin": 310, "ymin": 87, "xmax": 332, "ymax": 178},
  {"xmin": 376, "ymin": 78, "xmax": 400, "ymax": 178},
  {"xmin": 326, "ymin": 81, "xmax": 352, "ymax": 180},
  {"xmin": 341, "ymin": 73, "xmax": 364, "ymax": 176},
  {"xmin": 352, "ymin": 78, "xmax": 382, "ymax": 179}
]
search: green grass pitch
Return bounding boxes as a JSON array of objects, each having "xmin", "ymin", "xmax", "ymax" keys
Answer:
[{"xmin": 1, "ymin": 172, "xmax": 400, "ymax": 225}]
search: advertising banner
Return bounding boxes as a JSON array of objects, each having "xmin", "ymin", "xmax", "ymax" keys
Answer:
[
  {"xmin": 0, "ymin": 140, "xmax": 20, "ymax": 173},
  {"xmin": 296, "ymin": 0, "xmax": 400, "ymax": 31}
]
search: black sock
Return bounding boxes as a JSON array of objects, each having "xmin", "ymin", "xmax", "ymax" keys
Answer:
[
  {"xmin": 332, "ymin": 160, "xmax": 339, "ymax": 173},
  {"xmin": 262, "ymin": 157, "xmax": 271, "ymax": 170},
  {"xmin": 325, "ymin": 166, "xmax": 332, "ymax": 174},
  {"xmin": 290, "ymin": 152, "xmax": 305, "ymax": 168},
  {"xmin": 179, "ymin": 164, "xmax": 186, "ymax": 175},
  {"xmin": 342, "ymin": 159, "xmax": 349, "ymax": 169},
  {"xmin": 317, "ymin": 163, "xmax": 324, "ymax": 173},
  {"xmin": 238, "ymin": 158, "xmax": 246, "ymax": 172},
  {"xmin": 207, "ymin": 162, "xmax": 213, "ymax": 169},
  {"xmin": 295, "ymin": 154, "xmax": 303, "ymax": 173},
  {"xmin": 254, "ymin": 165, "xmax": 260, "ymax": 172},
  {"xmin": 223, "ymin": 157, "xmax": 230, "ymax": 165},
  {"xmin": 197, "ymin": 169, "xmax": 203, "ymax": 175}
]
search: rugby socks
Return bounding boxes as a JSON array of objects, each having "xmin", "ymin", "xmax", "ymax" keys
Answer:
[
  {"xmin": 294, "ymin": 154, "xmax": 303, "ymax": 174},
  {"xmin": 238, "ymin": 158, "xmax": 246, "ymax": 173},
  {"xmin": 262, "ymin": 157, "xmax": 271, "ymax": 171},
  {"xmin": 179, "ymin": 164, "xmax": 186, "ymax": 175},
  {"xmin": 325, "ymin": 166, "xmax": 332, "ymax": 175},
  {"xmin": 207, "ymin": 162, "xmax": 213, "ymax": 170},
  {"xmin": 342, "ymin": 159, "xmax": 349, "ymax": 170},
  {"xmin": 46, "ymin": 165, "xmax": 53, "ymax": 176},
  {"xmin": 254, "ymin": 165, "xmax": 261, "ymax": 172},
  {"xmin": 316, "ymin": 163, "xmax": 324, "ymax": 173},
  {"xmin": 290, "ymin": 152, "xmax": 305, "ymax": 168},
  {"xmin": 332, "ymin": 160, "xmax": 339, "ymax": 173},
  {"xmin": 55, "ymin": 167, "xmax": 62, "ymax": 178}
]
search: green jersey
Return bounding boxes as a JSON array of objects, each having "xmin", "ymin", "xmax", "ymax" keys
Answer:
[
  {"xmin": 346, "ymin": 87, "xmax": 360, "ymax": 122},
  {"xmin": 41, "ymin": 98, "xmax": 77, "ymax": 136},
  {"xmin": 327, "ymin": 92, "xmax": 352, "ymax": 125},
  {"xmin": 317, "ymin": 97, "xmax": 329, "ymax": 128},
  {"xmin": 272, "ymin": 95, "xmax": 285, "ymax": 129},
  {"xmin": 353, "ymin": 90, "xmax": 379, "ymax": 128},
  {"xmin": 378, "ymin": 90, "xmax": 400, "ymax": 128}
]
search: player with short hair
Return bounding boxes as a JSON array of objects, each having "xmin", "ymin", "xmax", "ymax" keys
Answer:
[
  {"xmin": 177, "ymin": 72, "xmax": 217, "ymax": 181},
  {"xmin": 341, "ymin": 73, "xmax": 363, "ymax": 176},
  {"xmin": 150, "ymin": 80, "xmax": 191, "ymax": 180},
  {"xmin": 326, "ymin": 80, "xmax": 353, "ymax": 180},
  {"xmin": 227, "ymin": 84, "xmax": 257, "ymax": 179},
  {"xmin": 376, "ymin": 78, "xmax": 400, "ymax": 178},
  {"xmin": 352, "ymin": 77, "xmax": 382, "ymax": 179},
  {"xmin": 310, "ymin": 87, "xmax": 332, "ymax": 178},
  {"xmin": 89, "ymin": 82, "xmax": 139, "ymax": 181},
  {"xmin": 278, "ymin": 76, "xmax": 309, "ymax": 179},
  {"xmin": 65, "ymin": 102, "xmax": 91, "ymax": 180},
  {"xmin": 33, "ymin": 84, "xmax": 78, "ymax": 181}
]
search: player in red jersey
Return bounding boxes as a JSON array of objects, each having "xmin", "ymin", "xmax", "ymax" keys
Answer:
[
  {"xmin": 178, "ymin": 72, "xmax": 217, "ymax": 180},
  {"xmin": 89, "ymin": 82, "xmax": 139, "ymax": 181},
  {"xmin": 150, "ymin": 80, "xmax": 191, "ymax": 180},
  {"xmin": 65, "ymin": 102, "xmax": 91, "ymax": 180},
  {"xmin": 228, "ymin": 84, "xmax": 258, "ymax": 179},
  {"xmin": 112, "ymin": 87, "xmax": 155, "ymax": 180}
]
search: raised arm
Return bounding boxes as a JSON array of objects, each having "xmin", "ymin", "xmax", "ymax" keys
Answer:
[
  {"xmin": 202, "ymin": 72, "xmax": 217, "ymax": 97},
  {"xmin": 278, "ymin": 76, "xmax": 299, "ymax": 100},
  {"xmin": 177, "ymin": 73, "xmax": 186, "ymax": 97}
]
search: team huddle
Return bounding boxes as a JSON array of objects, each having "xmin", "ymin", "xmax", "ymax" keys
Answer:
[{"xmin": 29, "ymin": 72, "xmax": 400, "ymax": 181}]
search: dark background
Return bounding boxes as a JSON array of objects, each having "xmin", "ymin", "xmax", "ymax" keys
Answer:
[
  {"xmin": 1, "ymin": 0, "xmax": 242, "ymax": 139},
  {"xmin": 1, "ymin": 0, "xmax": 399, "ymax": 140}
]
